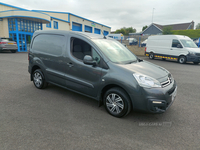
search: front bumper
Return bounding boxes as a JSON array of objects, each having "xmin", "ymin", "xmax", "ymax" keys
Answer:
[
  {"xmin": 147, "ymin": 86, "xmax": 177, "ymax": 113},
  {"xmin": 129, "ymin": 80, "xmax": 177, "ymax": 113},
  {"xmin": 186, "ymin": 55, "xmax": 200, "ymax": 63}
]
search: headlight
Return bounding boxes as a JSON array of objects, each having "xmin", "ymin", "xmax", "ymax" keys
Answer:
[
  {"xmin": 188, "ymin": 51, "xmax": 196, "ymax": 56},
  {"xmin": 133, "ymin": 73, "xmax": 161, "ymax": 88}
]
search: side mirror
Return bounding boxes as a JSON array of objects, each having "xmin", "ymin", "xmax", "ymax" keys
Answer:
[
  {"xmin": 83, "ymin": 55, "xmax": 97, "ymax": 66},
  {"xmin": 177, "ymin": 44, "xmax": 182, "ymax": 48}
]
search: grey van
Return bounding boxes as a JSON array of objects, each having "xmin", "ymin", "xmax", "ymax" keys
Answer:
[{"xmin": 28, "ymin": 30, "xmax": 177, "ymax": 118}]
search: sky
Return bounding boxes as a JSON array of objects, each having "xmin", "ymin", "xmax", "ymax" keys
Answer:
[{"xmin": 1, "ymin": 0, "xmax": 200, "ymax": 32}]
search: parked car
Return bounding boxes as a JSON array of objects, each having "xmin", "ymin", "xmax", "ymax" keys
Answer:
[
  {"xmin": 107, "ymin": 33, "xmax": 124, "ymax": 40},
  {"xmin": 29, "ymin": 30, "xmax": 177, "ymax": 118},
  {"xmin": 145, "ymin": 35, "xmax": 200, "ymax": 64},
  {"xmin": 126, "ymin": 38, "xmax": 138, "ymax": 45},
  {"xmin": 141, "ymin": 39, "xmax": 147, "ymax": 47},
  {"xmin": 0, "ymin": 37, "xmax": 18, "ymax": 53}
]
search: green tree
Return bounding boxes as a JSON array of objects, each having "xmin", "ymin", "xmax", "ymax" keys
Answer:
[
  {"xmin": 115, "ymin": 27, "xmax": 136, "ymax": 35},
  {"xmin": 196, "ymin": 23, "xmax": 200, "ymax": 29},
  {"xmin": 142, "ymin": 25, "xmax": 148, "ymax": 31},
  {"xmin": 162, "ymin": 26, "xmax": 173, "ymax": 35}
]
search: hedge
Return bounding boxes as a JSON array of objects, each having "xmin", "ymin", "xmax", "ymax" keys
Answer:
[{"xmin": 171, "ymin": 29, "xmax": 200, "ymax": 39}]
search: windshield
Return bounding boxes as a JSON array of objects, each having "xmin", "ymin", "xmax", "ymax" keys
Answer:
[
  {"xmin": 180, "ymin": 40, "xmax": 197, "ymax": 48},
  {"xmin": 92, "ymin": 39, "xmax": 137, "ymax": 64}
]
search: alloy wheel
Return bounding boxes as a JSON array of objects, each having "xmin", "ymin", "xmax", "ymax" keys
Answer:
[{"xmin": 106, "ymin": 93, "xmax": 124, "ymax": 114}]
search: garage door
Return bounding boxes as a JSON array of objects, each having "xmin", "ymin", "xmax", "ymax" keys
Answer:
[
  {"xmin": 72, "ymin": 22, "xmax": 82, "ymax": 31},
  {"xmin": 94, "ymin": 28, "xmax": 101, "ymax": 34},
  {"xmin": 103, "ymin": 31, "xmax": 109, "ymax": 36},
  {"xmin": 85, "ymin": 25, "xmax": 92, "ymax": 33}
]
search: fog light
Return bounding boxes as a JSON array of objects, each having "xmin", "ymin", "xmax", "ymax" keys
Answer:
[{"xmin": 152, "ymin": 101, "xmax": 162, "ymax": 104}]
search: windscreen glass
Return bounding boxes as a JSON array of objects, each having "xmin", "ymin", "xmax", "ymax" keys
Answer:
[
  {"xmin": 92, "ymin": 39, "xmax": 137, "ymax": 64},
  {"xmin": 180, "ymin": 40, "xmax": 197, "ymax": 48}
]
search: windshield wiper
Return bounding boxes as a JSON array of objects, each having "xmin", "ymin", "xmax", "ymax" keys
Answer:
[{"xmin": 127, "ymin": 60, "xmax": 137, "ymax": 64}]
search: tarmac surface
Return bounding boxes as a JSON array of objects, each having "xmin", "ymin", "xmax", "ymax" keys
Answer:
[{"xmin": 0, "ymin": 52, "xmax": 200, "ymax": 150}]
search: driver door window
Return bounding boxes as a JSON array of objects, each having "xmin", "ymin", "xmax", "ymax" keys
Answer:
[
  {"xmin": 172, "ymin": 39, "xmax": 182, "ymax": 48},
  {"xmin": 71, "ymin": 38, "xmax": 101, "ymax": 65}
]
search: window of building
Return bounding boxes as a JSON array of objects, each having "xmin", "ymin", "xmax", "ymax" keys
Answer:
[
  {"xmin": 46, "ymin": 22, "xmax": 51, "ymax": 28},
  {"xmin": 54, "ymin": 21, "xmax": 58, "ymax": 29},
  {"xmin": 8, "ymin": 18, "xmax": 42, "ymax": 33}
]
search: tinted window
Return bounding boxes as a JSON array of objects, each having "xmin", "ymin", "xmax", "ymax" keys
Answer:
[
  {"xmin": 1, "ymin": 38, "xmax": 13, "ymax": 41},
  {"xmin": 32, "ymin": 34, "xmax": 64, "ymax": 55},
  {"xmin": 172, "ymin": 39, "xmax": 182, "ymax": 48}
]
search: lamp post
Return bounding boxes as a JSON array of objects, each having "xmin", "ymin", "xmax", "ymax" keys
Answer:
[{"xmin": 152, "ymin": 8, "xmax": 155, "ymax": 23}]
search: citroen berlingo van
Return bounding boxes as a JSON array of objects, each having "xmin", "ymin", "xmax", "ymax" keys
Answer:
[{"xmin": 28, "ymin": 30, "xmax": 177, "ymax": 118}]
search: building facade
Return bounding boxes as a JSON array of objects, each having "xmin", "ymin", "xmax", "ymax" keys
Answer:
[{"xmin": 0, "ymin": 2, "xmax": 111, "ymax": 52}]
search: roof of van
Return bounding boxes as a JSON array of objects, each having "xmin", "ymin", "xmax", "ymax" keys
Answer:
[
  {"xmin": 148, "ymin": 35, "xmax": 191, "ymax": 40},
  {"xmin": 33, "ymin": 30, "xmax": 108, "ymax": 39}
]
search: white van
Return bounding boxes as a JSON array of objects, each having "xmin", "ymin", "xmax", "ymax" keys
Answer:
[
  {"xmin": 107, "ymin": 34, "xmax": 124, "ymax": 40},
  {"xmin": 145, "ymin": 35, "xmax": 200, "ymax": 64}
]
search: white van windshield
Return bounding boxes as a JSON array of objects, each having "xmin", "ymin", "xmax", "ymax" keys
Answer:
[
  {"xmin": 180, "ymin": 40, "xmax": 197, "ymax": 48},
  {"xmin": 92, "ymin": 39, "xmax": 137, "ymax": 64}
]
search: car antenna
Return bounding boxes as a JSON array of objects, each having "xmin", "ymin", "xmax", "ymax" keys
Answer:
[{"xmin": 101, "ymin": 30, "xmax": 106, "ymax": 39}]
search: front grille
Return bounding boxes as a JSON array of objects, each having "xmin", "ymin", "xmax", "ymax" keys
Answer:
[
  {"xmin": 196, "ymin": 53, "xmax": 200, "ymax": 56},
  {"xmin": 161, "ymin": 77, "xmax": 171, "ymax": 87}
]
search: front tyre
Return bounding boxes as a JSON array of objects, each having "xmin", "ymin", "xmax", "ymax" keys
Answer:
[
  {"xmin": 32, "ymin": 69, "xmax": 47, "ymax": 89},
  {"xmin": 104, "ymin": 87, "xmax": 131, "ymax": 118},
  {"xmin": 149, "ymin": 53, "xmax": 154, "ymax": 59},
  {"xmin": 178, "ymin": 56, "xmax": 186, "ymax": 64}
]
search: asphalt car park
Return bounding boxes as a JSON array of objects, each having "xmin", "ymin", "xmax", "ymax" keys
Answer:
[{"xmin": 0, "ymin": 52, "xmax": 200, "ymax": 150}]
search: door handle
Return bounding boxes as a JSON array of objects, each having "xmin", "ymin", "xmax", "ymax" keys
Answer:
[
  {"xmin": 170, "ymin": 48, "xmax": 173, "ymax": 50},
  {"xmin": 67, "ymin": 62, "xmax": 73, "ymax": 67}
]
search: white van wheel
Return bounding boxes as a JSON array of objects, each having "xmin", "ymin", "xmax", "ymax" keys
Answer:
[
  {"xmin": 178, "ymin": 56, "xmax": 186, "ymax": 64},
  {"xmin": 149, "ymin": 53, "xmax": 154, "ymax": 59}
]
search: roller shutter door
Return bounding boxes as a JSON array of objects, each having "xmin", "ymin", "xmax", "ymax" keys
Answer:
[
  {"xmin": 72, "ymin": 22, "xmax": 82, "ymax": 31},
  {"xmin": 94, "ymin": 28, "xmax": 101, "ymax": 34},
  {"xmin": 85, "ymin": 25, "xmax": 92, "ymax": 33}
]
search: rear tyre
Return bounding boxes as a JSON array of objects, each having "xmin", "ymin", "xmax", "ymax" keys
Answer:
[
  {"xmin": 193, "ymin": 62, "xmax": 199, "ymax": 65},
  {"xmin": 178, "ymin": 56, "xmax": 186, "ymax": 64},
  {"xmin": 32, "ymin": 69, "xmax": 48, "ymax": 89},
  {"xmin": 11, "ymin": 50, "xmax": 16, "ymax": 53},
  {"xmin": 162, "ymin": 58, "xmax": 166, "ymax": 61},
  {"xmin": 149, "ymin": 53, "xmax": 154, "ymax": 59},
  {"xmin": 103, "ymin": 87, "xmax": 131, "ymax": 118}
]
